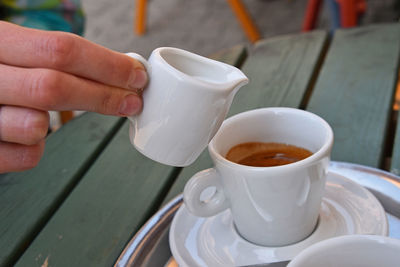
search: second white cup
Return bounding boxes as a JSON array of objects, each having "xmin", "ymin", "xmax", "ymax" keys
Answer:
[{"xmin": 288, "ymin": 235, "xmax": 400, "ymax": 267}]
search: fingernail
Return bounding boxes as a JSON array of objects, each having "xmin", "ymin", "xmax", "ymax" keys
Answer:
[
  {"xmin": 129, "ymin": 68, "xmax": 148, "ymax": 89},
  {"xmin": 119, "ymin": 94, "xmax": 142, "ymax": 116}
]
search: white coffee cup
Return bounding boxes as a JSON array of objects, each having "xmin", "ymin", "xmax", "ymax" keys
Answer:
[
  {"xmin": 126, "ymin": 47, "xmax": 248, "ymax": 167},
  {"xmin": 288, "ymin": 235, "xmax": 400, "ymax": 267},
  {"xmin": 184, "ymin": 107, "xmax": 334, "ymax": 246}
]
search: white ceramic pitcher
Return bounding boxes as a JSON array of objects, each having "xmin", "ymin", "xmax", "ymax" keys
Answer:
[{"xmin": 126, "ymin": 47, "xmax": 248, "ymax": 166}]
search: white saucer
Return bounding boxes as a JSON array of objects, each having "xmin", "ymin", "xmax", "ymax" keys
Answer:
[{"xmin": 169, "ymin": 171, "xmax": 388, "ymax": 267}]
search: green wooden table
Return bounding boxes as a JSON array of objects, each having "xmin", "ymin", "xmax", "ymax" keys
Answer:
[{"xmin": 1, "ymin": 23, "xmax": 400, "ymax": 267}]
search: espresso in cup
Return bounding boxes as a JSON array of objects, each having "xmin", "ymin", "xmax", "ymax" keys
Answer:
[{"xmin": 226, "ymin": 142, "xmax": 313, "ymax": 167}]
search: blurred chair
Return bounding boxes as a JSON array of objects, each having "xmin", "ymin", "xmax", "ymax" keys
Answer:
[
  {"xmin": 336, "ymin": 0, "xmax": 366, "ymax": 27},
  {"xmin": 302, "ymin": 0, "xmax": 366, "ymax": 31},
  {"xmin": 134, "ymin": 0, "xmax": 261, "ymax": 43}
]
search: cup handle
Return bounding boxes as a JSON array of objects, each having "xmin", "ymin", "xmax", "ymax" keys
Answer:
[{"xmin": 183, "ymin": 168, "xmax": 229, "ymax": 217}]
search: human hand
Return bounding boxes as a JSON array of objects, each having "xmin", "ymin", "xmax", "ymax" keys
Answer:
[{"xmin": 0, "ymin": 21, "xmax": 148, "ymax": 173}]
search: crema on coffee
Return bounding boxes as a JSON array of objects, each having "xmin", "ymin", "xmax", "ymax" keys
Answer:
[{"xmin": 226, "ymin": 142, "xmax": 312, "ymax": 167}]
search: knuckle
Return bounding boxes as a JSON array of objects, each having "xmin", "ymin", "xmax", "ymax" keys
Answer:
[
  {"xmin": 28, "ymin": 69, "xmax": 64, "ymax": 109},
  {"xmin": 42, "ymin": 33, "xmax": 75, "ymax": 69},
  {"xmin": 100, "ymin": 91, "xmax": 120, "ymax": 115},
  {"xmin": 119, "ymin": 60, "xmax": 136, "ymax": 89}
]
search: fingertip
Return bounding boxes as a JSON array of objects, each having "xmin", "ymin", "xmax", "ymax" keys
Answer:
[
  {"xmin": 125, "ymin": 53, "xmax": 148, "ymax": 89},
  {"xmin": 128, "ymin": 68, "xmax": 148, "ymax": 89},
  {"xmin": 21, "ymin": 140, "xmax": 45, "ymax": 170},
  {"xmin": 0, "ymin": 140, "xmax": 46, "ymax": 173},
  {"xmin": 25, "ymin": 110, "xmax": 50, "ymax": 145},
  {"xmin": 119, "ymin": 94, "xmax": 143, "ymax": 116},
  {"xmin": 0, "ymin": 106, "xmax": 49, "ymax": 145}
]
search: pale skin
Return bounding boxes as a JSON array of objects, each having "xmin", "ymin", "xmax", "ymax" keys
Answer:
[{"xmin": 0, "ymin": 21, "xmax": 148, "ymax": 173}]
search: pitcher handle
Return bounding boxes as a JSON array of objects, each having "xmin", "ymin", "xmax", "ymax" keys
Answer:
[
  {"xmin": 125, "ymin": 53, "xmax": 150, "ymax": 125},
  {"xmin": 125, "ymin": 52, "xmax": 151, "ymax": 73}
]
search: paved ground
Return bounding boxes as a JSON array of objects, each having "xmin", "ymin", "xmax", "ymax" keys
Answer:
[{"xmin": 81, "ymin": 0, "xmax": 399, "ymax": 58}]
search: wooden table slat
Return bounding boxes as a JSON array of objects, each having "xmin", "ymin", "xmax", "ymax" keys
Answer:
[
  {"xmin": 15, "ymin": 122, "xmax": 178, "ymax": 267},
  {"xmin": 228, "ymin": 30, "xmax": 328, "ymax": 116},
  {"xmin": 306, "ymin": 23, "xmax": 400, "ymax": 168},
  {"xmin": 0, "ymin": 113, "xmax": 122, "ymax": 267},
  {"xmin": 208, "ymin": 44, "xmax": 248, "ymax": 68}
]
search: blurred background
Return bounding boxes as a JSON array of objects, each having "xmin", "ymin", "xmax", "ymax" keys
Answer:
[
  {"xmin": 60, "ymin": 0, "xmax": 398, "ymax": 129},
  {"xmin": 4, "ymin": 0, "xmax": 398, "ymax": 128},
  {"xmin": 82, "ymin": 0, "xmax": 400, "ymax": 58}
]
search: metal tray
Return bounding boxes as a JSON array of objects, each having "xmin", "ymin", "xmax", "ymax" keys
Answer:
[{"xmin": 115, "ymin": 162, "xmax": 400, "ymax": 267}]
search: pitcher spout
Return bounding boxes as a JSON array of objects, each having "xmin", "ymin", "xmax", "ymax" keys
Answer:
[
  {"xmin": 229, "ymin": 70, "xmax": 249, "ymax": 94},
  {"xmin": 223, "ymin": 65, "xmax": 249, "ymax": 94}
]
